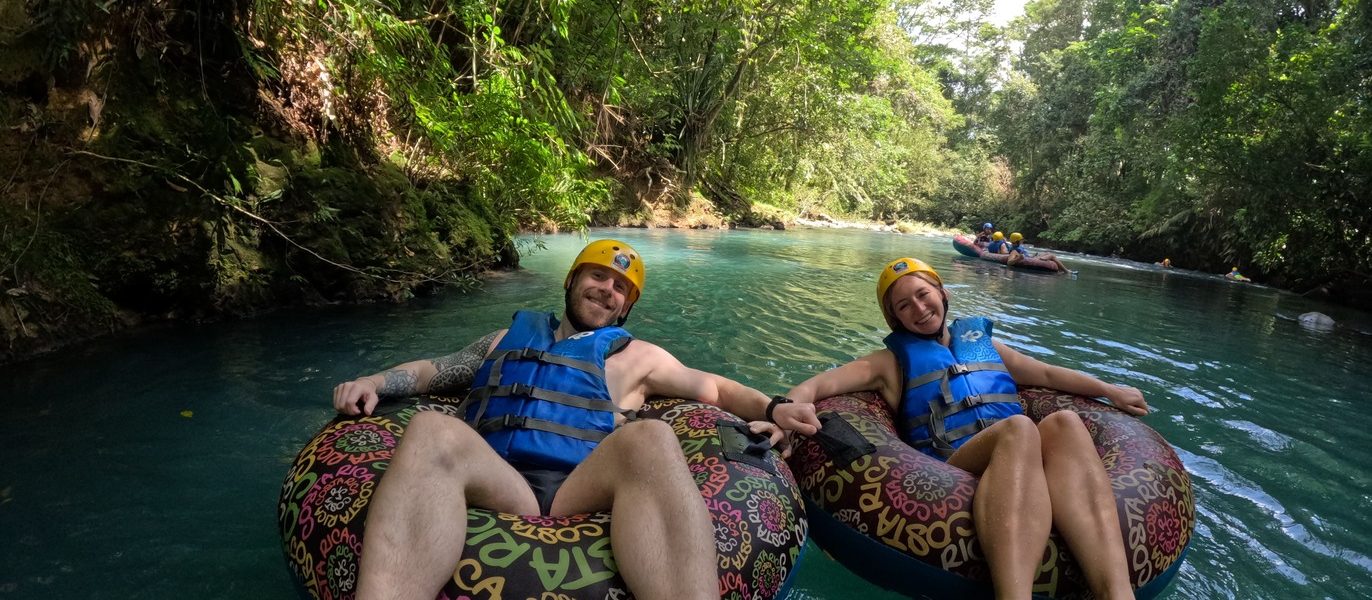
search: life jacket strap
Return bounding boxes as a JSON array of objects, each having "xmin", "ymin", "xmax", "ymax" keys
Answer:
[
  {"xmin": 906, "ymin": 369, "xmax": 946, "ymax": 390},
  {"xmin": 920, "ymin": 370, "xmax": 1014, "ymax": 457},
  {"xmin": 489, "ymin": 347, "xmax": 605, "ymax": 378},
  {"xmin": 463, "ymin": 341, "xmax": 609, "ymax": 424},
  {"xmin": 947, "ymin": 362, "xmax": 1008, "ymax": 375},
  {"xmin": 909, "ymin": 416, "xmax": 1001, "ymax": 458},
  {"xmin": 923, "ymin": 372, "xmax": 957, "ymax": 456},
  {"xmin": 905, "ymin": 393, "xmax": 1021, "ymax": 431},
  {"xmin": 467, "ymin": 383, "xmax": 621, "ymax": 413},
  {"xmin": 905, "ymin": 361, "xmax": 1009, "ymax": 390},
  {"xmin": 474, "ymin": 414, "xmax": 611, "ymax": 443}
]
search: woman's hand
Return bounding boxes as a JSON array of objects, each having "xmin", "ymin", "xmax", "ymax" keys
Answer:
[
  {"xmin": 1107, "ymin": 385, "xmax": 1149, "ymax": 416},
  {"xmin": 771, "ymin": 401, "xmax": 822, "ymax": 436},
  {"xmin": 748, "ymin": 421, "xmax": 793, "ymax": 458}
]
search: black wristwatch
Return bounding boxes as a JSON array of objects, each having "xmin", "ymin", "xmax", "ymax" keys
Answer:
[{"xmin": 766, "ymin": 395, "xmax": 794, "ymax": 423}]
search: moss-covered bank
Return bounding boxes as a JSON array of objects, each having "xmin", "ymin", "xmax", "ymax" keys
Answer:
[{"xmin": 0, "ymin": 3, "xmax": 516, "ymax": 365}]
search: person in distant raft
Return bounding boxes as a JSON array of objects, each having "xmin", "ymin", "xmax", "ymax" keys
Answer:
[
  {"xmin": 780, "ymin": 258, "xmax": 1148, "ymax": 600},
  {"xmin": 330, "ymin": 239, "xmax": 822, "ymax": 600},
  {"xmin": 1007, "ymin": 232, "xmax": 1069, "ymax": 272},
  {"xmin": 975, "ymin": 222, "xmax": 995, "ymax": 245},
  {"xmin": 1225, "ymin": 267, "xmax": 1251, "ymax": 282},
  {"xmin": 986, "ymin": 231, "xmax": 1011, "ymax": 255}
]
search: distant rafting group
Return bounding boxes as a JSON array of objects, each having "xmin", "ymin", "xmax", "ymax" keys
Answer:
[
  {"xmin": 960, "ymin": 222, "xmax": 1256, "ymax": 281},
  {"xmin": 953, "ymin": 223, "xmax": 1070, "ymax": 273}
]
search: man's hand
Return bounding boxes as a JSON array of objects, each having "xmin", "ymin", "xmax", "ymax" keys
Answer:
[
  {"xmin": 771, "ymin": 402, "xmax": 821, "ymax": 436},
  {"xmin": 1107, "ymin": 385, "xmax": 1149, "ymax": 416},
  {"xmin": 333, "ymin": 378, "xmax": 380, "ymax": 416},
  {"xmin": 748, "ymin": 421, "xmax": 793, "ymax": 459}
]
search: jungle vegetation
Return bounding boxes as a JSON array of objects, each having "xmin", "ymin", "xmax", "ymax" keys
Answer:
[{"xmin": 0, "ymin": 0, "xmax": 1368, "ymax": 361}]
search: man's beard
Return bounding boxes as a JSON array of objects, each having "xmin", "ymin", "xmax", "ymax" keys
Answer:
[{"xmin": 564, "ymin": 288, "xmax": 618, "ymax": 332}]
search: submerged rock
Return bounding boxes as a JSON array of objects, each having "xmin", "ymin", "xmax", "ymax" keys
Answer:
[{"xmin": 1298, "ymin": 311, "xmax": 1336, "ymax": 331}]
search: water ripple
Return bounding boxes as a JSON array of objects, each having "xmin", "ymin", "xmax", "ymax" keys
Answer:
[{"xmin": 1178, "ymin": 447, "xmax": 1372, "ymax": 582}]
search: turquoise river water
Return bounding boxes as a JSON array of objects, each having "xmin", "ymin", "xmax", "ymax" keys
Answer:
[{"xmin": 3, "ymin": 228, "xmax": 1370, "ymax": 599}]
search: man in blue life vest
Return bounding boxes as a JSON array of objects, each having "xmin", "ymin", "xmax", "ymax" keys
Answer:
[
  {"xmin": 331, "ymin": 239, "xmax": 822, "ymax": 600},
  {"xmin": 1007, "ymin": 231, "xmax": 1068, "ymax": 272}
]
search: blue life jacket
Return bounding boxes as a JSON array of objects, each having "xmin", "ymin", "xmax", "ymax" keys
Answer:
[
  {"xmin": 1011, "ymin": 243, "xmax": 1033, "ymax": 257},
  {"xmin": 463, "ymin": 310, "xmax": 633, "ymax": 471},
  {"xmin": 986, "ymin": 240, "xmax": 1008, "ymax": 253},
  {"xmin": 886, "ymin": 317, "xmax": 1022, "ymax": 460}
]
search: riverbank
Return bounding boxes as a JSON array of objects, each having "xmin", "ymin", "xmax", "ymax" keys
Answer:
[
  {"xmin": 0, "ymin": 202, "xmax": 952, "ymax": 366},
  {"xmin": 592, "ymin": 194, "xmax": 958, "ymax": 236}
]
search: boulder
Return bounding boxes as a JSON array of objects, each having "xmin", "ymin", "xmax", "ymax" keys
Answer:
[{"xmin": 1298, "ymin": 311, "xmax": 1336, "ymax": 331}]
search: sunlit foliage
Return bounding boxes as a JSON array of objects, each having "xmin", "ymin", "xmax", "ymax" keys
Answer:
[{"xmin": 986, "ymin": 0, "xmax": 1371, "ymax": 291}]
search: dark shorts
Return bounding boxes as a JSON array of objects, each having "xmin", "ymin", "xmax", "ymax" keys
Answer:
[{"xmin": 515, "ymin": 466, "xmax": 571, "ymax": 516}]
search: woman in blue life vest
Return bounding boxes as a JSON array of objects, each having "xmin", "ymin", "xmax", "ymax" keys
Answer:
[
  {"xmin": 985, "ymin": 231, "xmax": 1010, "ymax": 254},
  {"xmin": 781, "ymin": 258, "xmax": 1149, "ymax": 600}
]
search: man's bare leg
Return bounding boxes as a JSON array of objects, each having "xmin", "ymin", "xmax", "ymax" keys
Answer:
[
  {"xmin": 356, "ymin": 411, "xmax": 540, "ymax": 600},
  {"xmin": 1048, "ymin": 255, "xmax": 1069, "ymax": 272},
  {"xmin": 948, "ymin": 415, "xmax": 1052, "ymax": 600},
  {"xmin": 1038, "ymin": 411, "xmax": 1133, "ymax": 599},
  {"xmin": 551, "ymin": 419, "xmax": 718, "ymax": 600}
]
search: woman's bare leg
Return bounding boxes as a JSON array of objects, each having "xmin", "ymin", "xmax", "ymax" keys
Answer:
[
  {"xmin": 948, "ymin": 415, "xmax": 1052, "ymax": 600},
  {"xmin": 1038, "ymin": 411, "xmax": 1133, "ymax": 599}
]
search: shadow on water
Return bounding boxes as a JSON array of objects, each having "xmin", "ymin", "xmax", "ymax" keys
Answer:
[{"xmin": 2, "ymin": 228, "xmax": 1370, "ymax": 598}]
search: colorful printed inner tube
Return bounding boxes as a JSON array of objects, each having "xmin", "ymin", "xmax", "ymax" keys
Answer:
[
  {"xmin": 278, "ymin": 396, "xmax": 807, "ymax": 600},
  {"xmin": 789, "ymin": 388, "xmax": 1193, "ymax": 599},
  {"xmin": 952, "ymin": 235, "xmax": 1064, "ymax": 273}
]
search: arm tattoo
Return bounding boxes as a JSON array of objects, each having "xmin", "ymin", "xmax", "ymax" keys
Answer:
[
  {"xmin": 377, "ymin": 369, "xmax": 419, "ymax": 397},
  {"xmin": 427, "ymin": 330, "xmax": 500, "ymax": 396}
]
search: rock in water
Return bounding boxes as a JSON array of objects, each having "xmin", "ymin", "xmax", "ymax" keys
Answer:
[{"xmin": 1298, "ymin": 311, "xmax": 1336, "ymax": 330}]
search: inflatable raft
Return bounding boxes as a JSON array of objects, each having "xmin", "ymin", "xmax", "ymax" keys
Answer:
[
  {"xmin": 279, "ymin": 396, "xmax": 807, "ymax": 600},
  {"xmin": 953, "ymin": 235, "xmax": 986, "ymax": 258},
  {"xmin": 952, "ymin": 235, "xmax": 1064, "ymax": 273},
  {"xmin": 789, "ymin": 388, "xmax": 1193, "ymax": 599}
]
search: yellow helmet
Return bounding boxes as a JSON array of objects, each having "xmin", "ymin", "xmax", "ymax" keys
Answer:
[
  {"xmin": 992, "ymin": 231, "xmax": 1004, "ymax": 241},
  {"xmin": 877, "ymin": 258, "xmax": 942, "ymax": 328},
  {"xmin": 1009, "ymin": 232, "xmax": 1023, "ymax": 243},
  {"xmin": 565, "ymin": 239, "xmax": 644, "ymax": 305}
]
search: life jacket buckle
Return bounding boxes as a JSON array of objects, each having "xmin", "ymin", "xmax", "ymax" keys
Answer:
[
  {"xmin": 500, "ymin": 414, "xmax": 528, "ymax": 429},
  {"xmin": 509, "ymin": 382, "xmax": 534, "ymax": 397}
]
